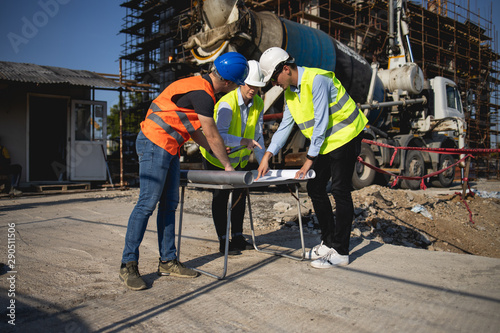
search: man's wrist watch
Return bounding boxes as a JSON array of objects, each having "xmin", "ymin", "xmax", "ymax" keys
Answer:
[{"xmin": 306, "ymin": 154, "xmax": 316, "ymax": 161}]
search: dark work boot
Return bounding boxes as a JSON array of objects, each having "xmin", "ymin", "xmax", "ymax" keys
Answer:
[
  {"xmin": 119, "ymin": 261, "xmax": 147, "ymax": 291},
  {"xmin": 219, "ymin": 238, "xmax": 240, "ymax": 255},
  {"xmin": 157, "ymin": 258, "xmax": 199, "ymax": 278},
  {"xmin": 230, "ymin": 235, "xmax": 254, "ymax": 251}
]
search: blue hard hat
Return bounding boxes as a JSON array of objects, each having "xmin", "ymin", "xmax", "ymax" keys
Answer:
[{"xmin": 214, "ymin": 52, "xmax": 249, "ymax": 85}]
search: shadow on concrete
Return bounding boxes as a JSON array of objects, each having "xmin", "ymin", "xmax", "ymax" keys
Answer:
[
  {"xmin": 175, "ymin": 227, "xmax": 383, "ymax": 269},
  {"xmin": 93, "ymin": 255, "xmax": 281, "ymax": 333},
  {"xmin": 340, "ymin": 266, "xmax": 500, "ymax": 305},
  {"xmin": 348, "ymin": 237, "xmax": 384, "ymax": 263},
  {"xmin": 0, "ymin": 288, "xmax": 92, "ymax": 333}
]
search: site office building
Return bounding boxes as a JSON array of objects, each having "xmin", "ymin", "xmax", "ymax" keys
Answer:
[{"xmin": 0, "ymin": 61, "xmax": 121, "ymax": 185}]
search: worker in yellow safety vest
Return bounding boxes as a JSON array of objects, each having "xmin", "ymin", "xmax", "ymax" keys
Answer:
[
  {"xmin": 200, "ymin": 60, "xmax": 265, "ymax": 254},
  {"xmin": 257, "ymin": 47, "xmax": 368, "ymax": 268}
]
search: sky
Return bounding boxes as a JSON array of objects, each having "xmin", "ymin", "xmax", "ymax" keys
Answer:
[
  {"xmin": 1, "ymin": 0, "xmax": 499, "ymax": 115},
  {"xmin": 0, "ymin": 0, "xmax": 125, "ymax": 110}
]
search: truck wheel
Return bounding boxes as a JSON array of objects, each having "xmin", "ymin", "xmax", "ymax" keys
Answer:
[
  {"xmin": 352, "ymin": 143, "xmax": 376, "ymax": 190},
  {"xmin": 431, "ymin": 154, "xmax": 456, "ymax": 188},
  {"xmin": 401, "ymin": 150, "xmax": 425, "ymax": 190}
]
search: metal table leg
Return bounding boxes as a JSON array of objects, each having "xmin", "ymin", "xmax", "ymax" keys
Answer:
[
  {"xmin": 248, "ymin": 184, "xmax": 305, "ymax": 260},
  {"xmin": 177, "ymin": 185, "xmax": 232, "ymax": 280},
  {"xmin": 177, "ymin": 186, "xmax": 185, "ymax": 257}
]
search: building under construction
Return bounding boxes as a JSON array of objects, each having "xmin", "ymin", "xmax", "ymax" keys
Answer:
[{"xmin": 119, "ymin": 0, "xmax": 499, "ymax": 179}]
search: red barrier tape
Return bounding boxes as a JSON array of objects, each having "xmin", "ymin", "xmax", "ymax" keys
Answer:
[
  {"xmin": 362, "ymin": 139, "xmax": 500, "ymax": 167},
  {"xmin": 362, "ymin": 139, "xmax": 500, "ymax": 154},
  {"xmin": 356, "ymin": 154, "xmax": 474, "ymax": 190},
  {"xmin": 455, "ymin": 187, "xmax": 475, "ymax": 224}
]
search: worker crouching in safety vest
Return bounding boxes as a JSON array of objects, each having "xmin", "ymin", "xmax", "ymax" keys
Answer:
[
  {"xmin": 120, "ymin": 52, "xmax": 249, "ymax": 291},
  {"xmin": 257, "ymin": 47, "xmax": 368, "ymax": 268},
  {"xmin": 200, "ymin": 60, "xmax": 266, "ymax": 255}
]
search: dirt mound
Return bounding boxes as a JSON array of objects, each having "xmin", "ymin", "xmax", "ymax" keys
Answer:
[{"xmin": 350, "ymin": 185, "xmax": 500, "ymax": 258}]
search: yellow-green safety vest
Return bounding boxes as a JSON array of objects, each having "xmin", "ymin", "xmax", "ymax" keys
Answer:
[
  {"xmin": 200, "ymin": 89, "xmax": 264, "ymax": 169},
  {"xmin": 285, "ymin": 67, "xmax": 368, "ymax": 154}
]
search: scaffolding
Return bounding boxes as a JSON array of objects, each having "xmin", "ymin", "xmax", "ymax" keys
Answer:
[{"xmin": 119, "ymin": 0, "xmax": 499, "ymax": 178}]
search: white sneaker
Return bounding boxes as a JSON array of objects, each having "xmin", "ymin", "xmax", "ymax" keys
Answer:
[
  {"xmin": 310, "ymin": 248, "xmax": 349, "ymax": 268},
  {"xmin": 306, "ymin": 241, "xmax": 331, "ymax": 260}
]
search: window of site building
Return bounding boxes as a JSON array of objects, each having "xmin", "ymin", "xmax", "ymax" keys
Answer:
[
  {"xmin": 446, "ymin": 85, "xmax": 463, "ymax": 114},
  {"xmin": 75, "ymin": 103, "xmax": 105, "ymax": 141}
]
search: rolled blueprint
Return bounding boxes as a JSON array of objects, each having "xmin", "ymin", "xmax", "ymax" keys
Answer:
[
  {"xmin": 180, "ymin": 170, "xmax": 254, "ymax": 185},
  {"xmin": 251, "ymin": 169, "xmax": 316, "ymax": 182}
]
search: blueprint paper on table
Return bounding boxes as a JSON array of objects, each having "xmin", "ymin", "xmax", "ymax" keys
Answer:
[{"xmin": 251, "ymin": 169, "xmax": 316, "ymax": 183}]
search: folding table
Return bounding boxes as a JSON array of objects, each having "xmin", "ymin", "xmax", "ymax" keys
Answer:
[{"xmin": 176, "ymin": 178, "xmax": 308, "ymax": 280}]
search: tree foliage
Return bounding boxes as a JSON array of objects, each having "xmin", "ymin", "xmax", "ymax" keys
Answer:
[{"xmin": 107, "ymin": 92, "xmax": 145, "ymax": 139}]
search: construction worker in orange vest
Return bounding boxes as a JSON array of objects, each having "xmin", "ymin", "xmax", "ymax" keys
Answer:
[{"xmin": 120, "ymin": 52, "xmax": 249, "ymax": 291}]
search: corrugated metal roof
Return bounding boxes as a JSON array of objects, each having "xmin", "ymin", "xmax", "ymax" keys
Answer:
[{"xmin": 0, "ymin": 61, "xmax": 123, "ymax": 88}]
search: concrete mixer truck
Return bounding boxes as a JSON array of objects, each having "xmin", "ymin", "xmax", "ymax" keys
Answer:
[{"xmin": 183, "ymin": 0, "xmax": 466, "ymax": 190}]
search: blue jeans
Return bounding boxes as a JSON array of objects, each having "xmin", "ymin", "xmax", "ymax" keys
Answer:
[{"xmin": 122, "ymin": 131, "xmax": 180, "ymax": 263}]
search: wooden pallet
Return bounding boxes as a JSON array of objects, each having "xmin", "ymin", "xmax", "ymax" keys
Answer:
[{"xmin": 34, "ymin": 183, "xmax": 90, "ymax": 193}]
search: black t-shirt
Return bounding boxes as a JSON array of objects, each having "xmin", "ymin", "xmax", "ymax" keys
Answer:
[{"xmin": 172, "ymin": 74, "xmax": 215, "ymax": 118}]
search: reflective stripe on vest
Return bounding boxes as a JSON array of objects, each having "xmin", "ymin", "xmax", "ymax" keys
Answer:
[
  {"xmin": 296, "ymin": 93, "xmax": 351, "ymax": 131},
  {"xmin": 285, "ymin": 67, "xmax": 367, "ymax": 154},
  {"xmin": 147, "ymin": 112, "xmax": 184, "ymax": 146},
  {"xmin": 200, "ymin": 89, "xmax": 264, "ymax": 169},
  {"xmin": 141, "ymin": 76, "xmax": 215, "ymax": 155}
]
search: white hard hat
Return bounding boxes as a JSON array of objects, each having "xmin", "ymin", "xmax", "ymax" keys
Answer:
[
  {"xmin": 259, "ymin": 47, "xmax": 292, "ymax": 83},
  {"xmin": 244, "ymin": 60, "xmax": 266, "ymax": 87}
]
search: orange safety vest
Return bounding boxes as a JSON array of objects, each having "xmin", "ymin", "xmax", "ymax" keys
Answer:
[{"xmin": 140, "ymin": 76, "xmax": 216, "ymax": 155}]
